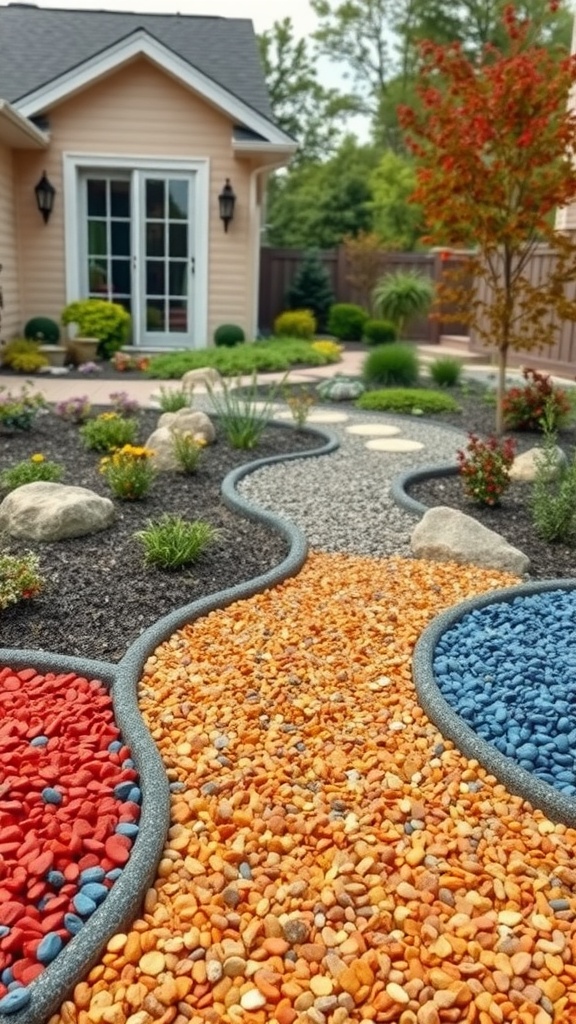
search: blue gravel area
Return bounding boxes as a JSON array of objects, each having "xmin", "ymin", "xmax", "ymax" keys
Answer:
[{"xmin": 433, "ymin": 588, "xmax": 576, "ymax": 796}]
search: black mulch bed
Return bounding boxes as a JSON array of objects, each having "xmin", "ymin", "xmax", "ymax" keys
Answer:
[{"xmin": 0, "ymin": 409, "xmax": 318, "ymax": 663}]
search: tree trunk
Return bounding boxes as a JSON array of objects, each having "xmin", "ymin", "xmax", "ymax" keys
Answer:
[{"xmin": 496, "ymin": 344, "xmax": 508, "ymax": 435}]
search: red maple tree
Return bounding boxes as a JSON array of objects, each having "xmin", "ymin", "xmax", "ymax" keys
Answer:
[{"xmin": 399, "ymin": 2, "xmax": 576, "ymax": 433}]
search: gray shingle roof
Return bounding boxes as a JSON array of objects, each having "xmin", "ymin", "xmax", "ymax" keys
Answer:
[{"xmin": 0, "ymin": 3, "xmax": 275, "ymax": 124}]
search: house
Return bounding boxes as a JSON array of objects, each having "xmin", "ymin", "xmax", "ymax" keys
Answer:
[{"xmin": 0, "ymin": 2, "xmax": 296, "ymax": 349}]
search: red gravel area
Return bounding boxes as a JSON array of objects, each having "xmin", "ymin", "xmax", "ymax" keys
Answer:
[{"xmin": 47, "ymin": 553, "xmax": 576, "ymax": 1024}]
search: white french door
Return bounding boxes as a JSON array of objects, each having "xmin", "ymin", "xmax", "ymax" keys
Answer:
[{"xmin": 81, "ymin": 169, "xmax": 196, "ymax": 347}]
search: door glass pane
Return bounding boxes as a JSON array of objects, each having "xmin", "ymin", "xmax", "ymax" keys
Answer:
[
  {"xmin": 146, "ymin": 260, "xmax": 165, "ymax": 295},
  {"xmin": 146, "ymin": 223, "xmax": 165, "ymax": 258},
  {"xmin": 147, "ymin": 301, "xmax": 164, "ymax": 332},
  {"xmin": 88, "ymin": 220, "xmax": 107, "ymax": 255},
  {"xmin": 169, "ymin": 262, "xmax": 187, "ymax": 297},
  {"xmin": 87, "ymin": 180, "xmax": 107, "ymax": 217},
  {"xmin": 169, "ymin": 300, "xmax": 187, "ymax": 332},
  {"xmin": 111, "ymin": 180, "xmax": 130, "ymax": 218},
  {"xmin": 169, "ymin": 224, "xmax": 187, "ymax": 258},
  {"xmin": 168, "ymin": 180, "xmax": 188, "ymax": 220},
  {"xmin": 111, "ymin": 221, "xmax": 130, "ymax": 257},
  {"xmin": 89, "ymin": 259, "xmax": 109, "ymax": 293},
  {"xmin": 146, "ymin": 179, "xmax": 165, "ymax": 219},
  {"xmin": 112, "ymin": 259, "xmax": 131, "ymax": 295}
]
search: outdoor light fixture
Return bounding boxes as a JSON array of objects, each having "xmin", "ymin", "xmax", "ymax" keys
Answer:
[
  {"xmin": 218, "ymin": 178, "xmax": 236, "ymax": 232},
  {"xmin": 34, "ymin": 170, "xmax": 56, "ymax": 224}
]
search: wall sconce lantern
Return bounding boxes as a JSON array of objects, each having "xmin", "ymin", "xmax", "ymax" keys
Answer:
[
  {"xmin": 34, "ymin": 170, "xmax": 56, "ymax": 224},
  {"xmin": 218, "ymin": 178, "xmax": 236, "ymax": 232}
]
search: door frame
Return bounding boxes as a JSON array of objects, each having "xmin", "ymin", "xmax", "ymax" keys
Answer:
[{"xmin": 63, "ymin": 153, "xmax": 209, "ymax": 348}]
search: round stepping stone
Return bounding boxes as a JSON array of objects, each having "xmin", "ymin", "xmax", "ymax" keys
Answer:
[
  {"xmin": 365, "ymin": 437, "xmax": 424, "ymax": 452},
  {"xmin": 346, "ymin": 423, "xmax": 401, "ymax": 436}
]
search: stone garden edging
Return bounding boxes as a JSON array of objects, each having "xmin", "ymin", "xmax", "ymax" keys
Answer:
[{"xmin": 0, "ymin": 422, "xmax": 339, "ymax": 1024}]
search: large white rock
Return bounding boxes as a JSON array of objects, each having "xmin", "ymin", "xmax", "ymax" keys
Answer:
[
  {"xmin": 156, "ymin": 408, "xmax": 216, "ymax": 444},
  {"xmin": 411, "ymin": 506, "xmax": 530, "ymax": 574},
  {"xmin": 181, "ymin": 366, "xmax": 223, "ymax": 390},
  {"xmin": 0, "ymin": 482, "xmax": 115, "ymax": 542},
  {"xmin": 509, "ymin": 445, "xmax": 567, "ymax": 483}
]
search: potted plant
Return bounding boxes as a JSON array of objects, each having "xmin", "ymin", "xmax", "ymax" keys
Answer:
[
  {"xmin": 61, "ymin": 299, "xmax": 131, "ymax": 362},
  {"xmin": 24, "ymin": 316, "xmax": 67, "ymax": 367}
]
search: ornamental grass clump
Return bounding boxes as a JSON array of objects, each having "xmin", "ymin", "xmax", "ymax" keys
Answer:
[
  {"xmin": 503, "ymin": 367, "xmax": 572, "ymax": 432},
  {"xmin": 531, "ymin": 406, "xmax": 576, "ymax": 544},
  {"xmin": 362, "ymin": 343, "xmax": 419, "ymax": 387},
  {"xmin": 134, "ymin": 514, "xmax": 218, "ymax": 569},
  {"xmin": 171, "ymin": 431, "xmax": 206, "ymax": 474},
  {"xmin": 0, "ymin": 386, "xmax": 46, "ymax": 431},
  {"xmin": 54, "ymin": 395, "xmax": 92, "ymax": 424},
  {"xmin": 207, "ymin": 373, "xmax": 282, "ymax": 449},
  {"xmin": 1, "ymin": 454, "xmax": 63, "ymax": 492},
  {"xmin": 0, "ymin": 551, "xmax": 44, "ymax": 610},
  {"xmin": 157, "ymin": 384, "xmax": 194, "ymax": 412},
  {"xmin": 79, "ymin": 412, "xmax": 138, "ymax": 452},
  {"xmin": 428, "ymin": 356, "xmax": 463, "ymax": 388},
  {"xmin": 99, "ymin": 444, "xmax": 156, "ymax": 500},
  {"xmin": 457, "ymin": 433, "xmax": 517, "ymax": 507}
]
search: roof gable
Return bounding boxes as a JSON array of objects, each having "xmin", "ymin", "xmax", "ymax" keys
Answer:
[
  {"xmin": 11, "ymin": 27, "xmax": 294, "ymax": 147},
  {"xmin": 0, "ymin": 5, "xmax": 276, "ymax": 126}
]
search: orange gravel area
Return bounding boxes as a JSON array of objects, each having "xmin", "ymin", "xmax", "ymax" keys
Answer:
[{"xmin": 52, "ymin": 553, "xmax": 576, "ymax": 1024}]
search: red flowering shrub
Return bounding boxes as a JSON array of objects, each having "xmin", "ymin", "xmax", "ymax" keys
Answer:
[
  {"xmin": 502, "ymin": 367, "xmax": 571, "ymax": 432},
  {"xmin": 457, "ymin": 433, "xmax": 517, "ymax": 507}
]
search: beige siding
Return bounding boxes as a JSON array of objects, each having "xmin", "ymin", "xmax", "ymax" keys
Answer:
[
  {"xmin": 13, "ymin": 59, "xmax": 260, "ymax": 345},
  {"xmin": 0, "ymin": 145, "xmax": 21, "ymax": 338}
]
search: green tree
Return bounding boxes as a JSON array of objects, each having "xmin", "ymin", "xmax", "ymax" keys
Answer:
[
  {"xmin": 399, "ymin": 3, "xmax": 576, "ymax": 434},
  {"xmin": 370, "ymin": 150, "xmax": 424, "ymax": 249},
  {"xmin": 258, "ymin": 17, "xmax": 358, "ymax": 163},
  {"xmin": 286, "ymin": 250, "xmax": 335, "ymax": 330},
  {"xmin": 265, "ymin": 138, "xmax": 379, "ymax": 247}
]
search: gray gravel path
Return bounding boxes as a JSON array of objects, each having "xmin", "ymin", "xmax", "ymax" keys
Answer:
[{"xmin": 236, "ymin": 406, "xmax": 467, "ymax": 558}]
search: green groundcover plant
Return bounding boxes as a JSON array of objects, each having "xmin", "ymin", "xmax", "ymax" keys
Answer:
[
  {"xmin": 134, "ymin": 514, "xmax": 218, "ymax": 569},
  {"xmin": 356, "ymin": 388, "xmax": 460, "ymax": 415},
  {"xmin": 1, "ymin": 454, "xmax": 63, "ymax": 492},
  {"xmin": 146, "ymin": 339, "xmax": 341, "ymax": 379}
]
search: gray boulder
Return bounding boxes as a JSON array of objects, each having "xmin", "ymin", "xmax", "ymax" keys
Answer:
[
  {"xmin": 156, "ymin": 408, "xmax": 215, "ymax": 444},
  {"xmin": 0, "ymin": 482, "xmax": 115, "ymax": 542},
  {"xmin": 411, "ymin": 506, "xmax": 530, "ymax": 574},
  {"xmin": 181, "ymin": 366, "xmax": 223, "ymax": 390},
  {"xmin": 509, "ymin": 445, "xmax": 567, "ymax": 483}
]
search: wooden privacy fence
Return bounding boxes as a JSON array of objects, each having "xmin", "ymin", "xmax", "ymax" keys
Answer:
[
  {"xmin": 470, "ymin": 244, "xmax": 576, "ymax": 376},
  {"xmin": 258, "ymin": 246, "xmax": 471, "ymax": 340}
]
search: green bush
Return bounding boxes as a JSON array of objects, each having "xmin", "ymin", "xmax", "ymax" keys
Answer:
[
  {"xmin": 79, "ymin": 412, "xmax": 138, "ymax": 452},
  {"xmin": 362, "ymin": 343, "xmax": 420, "ymax": 387},
  {"xmin": 214, "ymin": 324, "xmax": 246, "ymax": 347},
  {"xmin": 146, "ymin": 339, "xmax": 338, "ymax": 379},
  {"xmin": 356, "ymin": 388, "xmax": 461, "ymax": 415},
  {"xmin": 274, "ymin": 309, "xmax": 316, "ymax": 340},
  {"xmin": 363, "ymin": 319, "xmax": 398, "ymax": 345},
  {"xmin": 2, "ymin": 338, "xmax": 48, "ymax": 373},
  {"xmin": 24, "ymin": 317, "xmax": 61, "ymax": 344},
  {"xmin": 372, "ymin": 270, "xmax": 435, "ymax": 336},
  {"xmin": 285, "ymin": 250, "xmax": 334, "ymax": 330},
  {"xmin": 428, "ymin": 356, "xmax": 463, "ymax": 388},
  {"xmin": 134, "ymin": 514, "xmax": 218, "ymax": 569},
  {"xmin": 61, "ymin": 299, "xmax": 131, "ymax": 360},
  {"xmin": 327, "ymin": 304, "xmax": 368, "ymax": 341}
]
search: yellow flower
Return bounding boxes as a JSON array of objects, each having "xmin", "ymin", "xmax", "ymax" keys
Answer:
[
  {"xmin": 30, "ymin": 453, "xmax": 45, "ymax": 463},
  {"xmin": 99, "ymin": 412, "xmax": 119, "ymax": 421}
]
